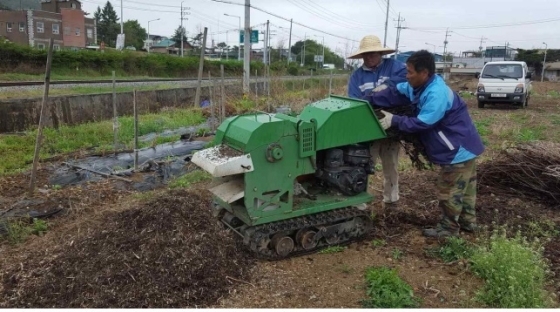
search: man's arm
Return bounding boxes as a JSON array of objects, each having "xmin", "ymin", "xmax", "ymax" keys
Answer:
[
  {"xmin": 391, "ymin": 89, "xmax": 452, "ymax": 133},
  {"xmin": 362, "ymin": 81, "xmax": 412, "ymax": 108}
]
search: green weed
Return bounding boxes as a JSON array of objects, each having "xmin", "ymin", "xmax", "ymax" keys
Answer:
[
  {"xmin": 361, "ymin": 266, "xmax": 420, "ymax": 308},
  {"xmin": 474, "ymin": 118, "xmax": 492, "ymax": 137},
  {"xmin": 430, "ymin": 236, "xmax": 475, "ymax": 263},
  {"xmin": 340, "ymin": 264, "xmax": 353, "ymax": 274},
  {"xmin": 391, "ymin": 248, "xmax": 404, "ymax": 260},
  {"xmin": 470, "ymin": 230, "xmax": 553, "ymax": 308},
  {"xmin": 516, "ymin": 126, "xmax": 546, "ymax": 142},
  {"xmin": 168, "ymin": 170, "xmax": 212, "ymax": 189},
  {"xmin": 319, "ymin": 246, "xmax": 345, "ymax": 254},
  {"xmin": 4, "ymin": 218, "xmax": 48, "ymax": 245}
]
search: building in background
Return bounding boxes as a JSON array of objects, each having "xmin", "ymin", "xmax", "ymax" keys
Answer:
[
  {"xmin": 544, "ymin": 62, "xmax": 560, "ymax": 81},
  {"xmin": 0, "ymin": 0, "xmax": 96, "ymax": 50}
]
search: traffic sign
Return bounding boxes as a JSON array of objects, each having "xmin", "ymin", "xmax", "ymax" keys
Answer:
[{"xmin": 240, "ymin": 30, "xmax": 259, "ymax": 44}]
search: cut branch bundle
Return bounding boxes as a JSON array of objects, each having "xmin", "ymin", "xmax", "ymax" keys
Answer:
[
  {"xmin": 374, "ymin": 105, "xmax": 432, "ymax": 170},
  {"xmin": 478, "ymin": 141, "xmax": 560, "ymax": 206}
]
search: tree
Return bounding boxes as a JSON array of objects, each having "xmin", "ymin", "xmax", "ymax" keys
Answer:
[
  {"xmin": 216, "ymin": 42, "xmax": 228, "ymax": 55},
  {"xmin": 123, "ymin": 20, "xmax": 147, "ymax": 50},
  {"xmin": 191, "ymin": 32, "xmax": 203, "ymax": 48},
  {"xmin": 516, "ymin": 49, "xmax": 560, "ymax": 75},
  {"xmin": 93, "ymin": 7, "xmax": 101, "ymax": 27},
  {"xmin": 96, "ymin": 1, "xmax": 120, "ymax": 47},
  {"xmin": 171, "ymin": 25, "xmax": 188, "ymax": 46}
]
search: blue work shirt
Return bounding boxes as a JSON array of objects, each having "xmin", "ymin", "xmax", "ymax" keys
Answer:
[
  {"xmin": 365, "ymin": 75, "xmax": 485, "ymax": 165},
  {"xmin": 347, "ymin": 58, "xmax": 407, "ymax": 98}
]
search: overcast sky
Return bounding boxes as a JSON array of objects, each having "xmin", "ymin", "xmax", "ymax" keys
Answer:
[{"xmin": 80, "ymin": 0, "xmax": 560, "ymax": 57}]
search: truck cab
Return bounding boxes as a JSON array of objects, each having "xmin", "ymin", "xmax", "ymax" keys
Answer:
[{"xmin": 476, "ymin": 61, "xmax": 532, "ymax": 108}]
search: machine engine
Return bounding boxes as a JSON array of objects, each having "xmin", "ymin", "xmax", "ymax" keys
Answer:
[{"xmin": 315, "ymin": 144, "xmax": 374, "ymax": 196}]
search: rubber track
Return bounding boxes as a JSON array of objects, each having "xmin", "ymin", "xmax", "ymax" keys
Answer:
[{"xmin": 244, "ymin": 206, "xmax": 373, "ymax": 261}]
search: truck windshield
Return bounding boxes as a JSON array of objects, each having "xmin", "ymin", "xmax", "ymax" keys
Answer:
[{"xmin": 481, "ymin": 64, "xmax": 523, "ymax": 79}]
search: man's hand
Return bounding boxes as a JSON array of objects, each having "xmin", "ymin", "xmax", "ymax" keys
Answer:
[
  {"xmin": 372, "ymin": 83, "xmax": 388, "ymax": 92},
  {"xmin": 379, "ymin": 110, "xmax": 393, "ymax": 130}
]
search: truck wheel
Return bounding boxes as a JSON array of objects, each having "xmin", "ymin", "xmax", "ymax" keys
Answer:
[
  {"xmin": 478, "ymin": 101, "xmax": 485, "ymax": 108},
  {"xmin": 521, "ymin": 96, "xmax": 528, "ymax": 109}
]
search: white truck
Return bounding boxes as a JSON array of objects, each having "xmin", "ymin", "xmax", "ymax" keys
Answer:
[
  {"xmin": 476, "ymin": 61, "xmax": 533, "ymax": 109},
  {"xmin": 322, "ymin": 63, "xmax": 335, "ymax": 70}
]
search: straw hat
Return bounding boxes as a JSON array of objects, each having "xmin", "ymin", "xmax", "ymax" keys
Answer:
[{"xmin": 347, "ymin": 35, "xmax": 395, "ymax": 59}]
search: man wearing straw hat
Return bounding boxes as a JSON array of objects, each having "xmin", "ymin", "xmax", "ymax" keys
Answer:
[{"xmin": 347, "ymin": 35, "xmax": 407, "ymax": 209}]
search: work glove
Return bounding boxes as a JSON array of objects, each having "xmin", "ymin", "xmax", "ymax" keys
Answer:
[
  {"xmin": 372, "ymin": 83, "xmax": 388, "ymax": 92},
  {"xmin": 379, "ymin": 110, "xmax": 393, "ymax": 130}
]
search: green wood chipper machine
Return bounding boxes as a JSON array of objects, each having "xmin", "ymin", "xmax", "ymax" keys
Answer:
[{"xmin": 191, "ymin": 95, "xmax": 387, "ymax": 259}]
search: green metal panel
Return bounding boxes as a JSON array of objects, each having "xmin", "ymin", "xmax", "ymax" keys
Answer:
[
  {"xmin": 214, "ymin": 113, "xmax": 291, "ymax": 152},
  {"xmin": 298, "ymin": 121, "xmax": 316, "ymax": 157},
  {"xmin": 299, "ymin": 95, "xmax": 387, "ymax": 151}
]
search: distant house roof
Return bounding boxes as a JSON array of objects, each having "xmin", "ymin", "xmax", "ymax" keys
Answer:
[
  {"xmin": 546, "ymin": 62, "xmax": 560, "ymax": 70},
  {"xmin": 152, "ymin": 39, "xmax": 175, "ymax": 48}
]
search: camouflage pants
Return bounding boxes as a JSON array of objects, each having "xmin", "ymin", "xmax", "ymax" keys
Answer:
[{"xmin": 437, "ymin": 158, "xmax": 477, "ymax": 231}]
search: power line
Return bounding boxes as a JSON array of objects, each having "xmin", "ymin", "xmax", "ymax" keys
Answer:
[
  {"xmin": 210, "ymin": 0, "xmax": 360, "ymax": 42},
  {"xmin": 283, "ymin": 0, "xmax": 384, "ymax": 32},
  {"xmin": 302, "ymin": 0, "xmax": 385, "ymax": 28},
  {"xmin": 408, "ymin": 17, "xmax": 560, "ymax": 30}
]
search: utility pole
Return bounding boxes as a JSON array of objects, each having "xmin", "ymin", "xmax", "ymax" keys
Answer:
[
  {"xmin": 180, "ymin": 2, "xmax": 190, "ymax": 57},
  {"xmin": 120, "ymin": 0, "xmax": 123, "ymax": 34},
  {"xmin": 394, "ymin": 13, "xmax": 405, "ymax": 59},
  {"xmin": 224, "ymin": 13, "xmax": 241, "ymax": 61},
  {"xmin": 383, "ymin": 0, "xmax": 390, "ymax": 48},
  {"xmin": 479, "ymin": 36, "xmax": 487, "ymax": 64},
  {"xmin": 321, "ymin": 36, "xmax": 324, "ymax": 68},
  {"xmin": 541, "ymin": 42, "xmax": 548, "ymax": 82},
  {"xmin": 263, "ymin": 21, "xmax": 269, "ymax": 65},
  {"xmin": 243, "ymin": 0, "xmax": 250, "ymax": 94},
  {"xmin": 442, "ymin": 28, "xmax": 451, "ymax": 80},
  {"xmin": 287, "ymin": 18, "xmax": 292, "ymax": 65},
  {"xmin": 302, "ymin": 33, "xmax": 306, "ymax": 67}
]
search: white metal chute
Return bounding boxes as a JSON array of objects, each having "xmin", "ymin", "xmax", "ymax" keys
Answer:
[
  {"xmin": 209, "ymin": 176, "xmax": 245, "ymax": 203},
  {"xmin": 191, "ymin": 145, "xmax": 254, "ymax": 178}
]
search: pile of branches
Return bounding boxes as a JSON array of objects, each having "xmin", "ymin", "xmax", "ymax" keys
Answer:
[
  {"xmin": 373, "ymin": 105, "xmax": 432, "ymax": 170},
  {"xmin": 478, "ymin": 141, "xmax": 560, "ymax": 206}
]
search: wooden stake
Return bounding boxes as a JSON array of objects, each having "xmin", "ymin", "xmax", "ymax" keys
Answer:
[
  {"xmin": 28, "ymin": 38, "xmax": 54, "ymax": 197},
  {"xmin": 329, "ymin": 70, "xmax": 333, "ymax": 95},
  {"xmin": 133, "ymin": 89, "xmax": 139, "ymax": 170},
  {"xmin": 194, "ymin": 27, "xmax": 208, "ymax": 107},
  {"xmin": 112, "ymin": 70, "xmax": 118, "ymax": 156},
  {"xmin": 255, "ymin": 69, "xmax": 258, "ymax": 98},
  {"xmin": 220, "ymin": 64, "xmax": 225, "ymax": 122},
  {"xmin": 208, "ymin": 71, "xmax": 215, "ymax": 130}
]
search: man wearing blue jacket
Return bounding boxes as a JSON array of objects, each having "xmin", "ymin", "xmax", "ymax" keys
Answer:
[
  {"xmin": 365, "ymin": 50, "xmax": 485, "ymax": 238},
  {"xmin": 347, "ymin": 35, "xmax": 407, "ymax": 209}
]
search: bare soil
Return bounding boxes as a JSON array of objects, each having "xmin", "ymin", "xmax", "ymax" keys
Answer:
[
  {"xmin": 0, "ymin": 187, "xmax": 253, "ymax": 308},
  {"xmin": 1, "ymin": 81, "xmax": 560, "ymax": 308}
]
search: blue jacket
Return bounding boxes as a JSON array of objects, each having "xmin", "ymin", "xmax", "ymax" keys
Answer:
[
  {"xmin": 347, "ymin": 58, "xmax": 407, "ymax": 98},
  {"xmin": 367, "ymin": 74, "xmax": 485, "ymax": 165}
]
